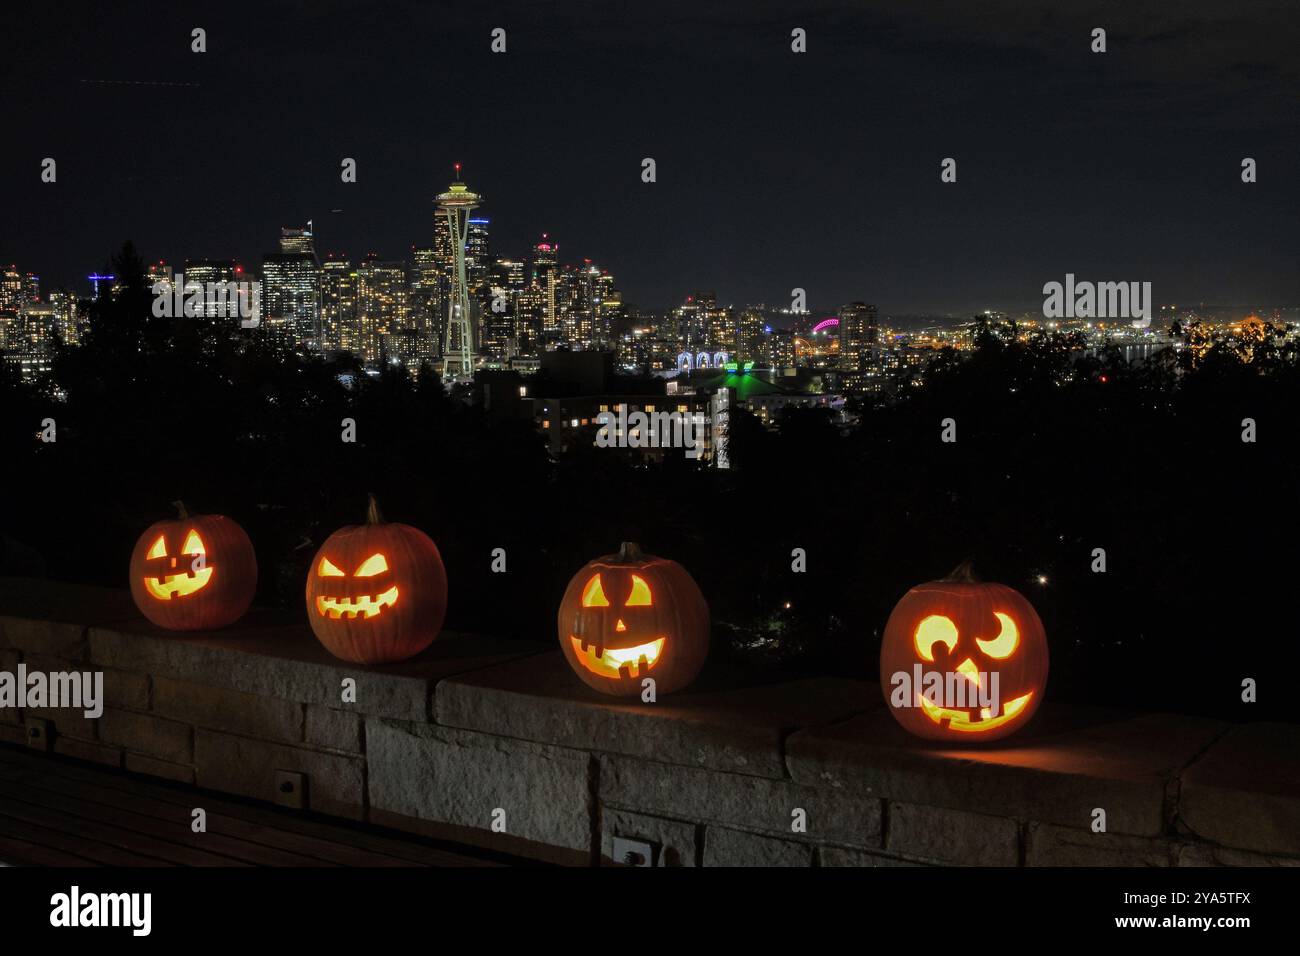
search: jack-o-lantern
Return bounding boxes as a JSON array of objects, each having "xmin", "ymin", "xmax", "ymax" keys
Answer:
[
  {"xmin": 879, "ymin": 562, "xmax": 1048, "ymax": 742},
  {"xmin": 557, "ymin": 542, "xmax": 709, "ymax": 697},
  {"xmin": 128, "ymin": 502, "xmax": 257, "ymax": 631},
  {"xmin": 305, "ymin": 495, "xmax": 447, "ymax": 664}
]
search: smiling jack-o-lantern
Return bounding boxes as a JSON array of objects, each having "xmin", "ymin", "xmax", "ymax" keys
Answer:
[
  {"xmin": 557, "ymin": 542, "xmax": 709, "ymax": 697},
  {"xmin": 305, "ymin": 495, "xmax": 447, "ymax": 664},
  {"xmin": 879, "ymin": 562, "xmax": 1048, "ymax": 742},
  {"xmin": 128, "ymin": 503, "xmax": 257, "ymax": 631}
]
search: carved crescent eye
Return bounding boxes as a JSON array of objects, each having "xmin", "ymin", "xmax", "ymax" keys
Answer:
[
  {"xmin": 976, "ymin": 612, "xmax": 1019, "ymax": 659},
  {"xmin": 581, "ymin": 574, "xmax": 609, "ymax": 607},
  {"xmin": 914, "ymin": 615, "xmax": 958, "ymax": 662},
  {"xmin": 318, "ymin": 557, "xmax": 345, "ymax": 577},
  {"xmin": 355, "ymin": 553, "xmax": 389, "ymax": 577}
]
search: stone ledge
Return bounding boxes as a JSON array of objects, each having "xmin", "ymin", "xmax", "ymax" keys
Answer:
[
  {"xmin": 366, "ymin": 718, "xmax": 594, "ymax": 853},
  {"xmin": 2, "ymin": 576, "xmax": 1298, "ymax": 865},
  {"xmin": 599, "ymin": 754, "xmax": 881, "ymax": 847},
  {"xmin": 1178, "ymin": 723, "xmax": 1300, "ymax": 857},
  {"xmin": 437, "ymin": 651, "xmax": 873, "ymax": 778},
  {"xmin": 86, "ymin": 613, "xmax": 540, "ymax": 722},
  {"xmin": 786, "ymin": 708, "xmax": 1227, "ymax": 837}
]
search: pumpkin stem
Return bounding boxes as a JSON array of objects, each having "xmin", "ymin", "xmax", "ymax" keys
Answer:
[
  {"xmin": 366, "ymin": 493, "xmax": 384, "ymax": 525},
  {"xmin": 944, "ymin": 559, "xmax": 978, "ymax": 583},
  {"xmin": 617, "ymin": 541, "xmax": 643, "ymax": 562},
  {"xmin": 172, "ymin": 500, "xmax": 190, "ymax": 519}
]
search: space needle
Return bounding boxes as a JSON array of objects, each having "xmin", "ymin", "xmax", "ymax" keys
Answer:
[{"xmin": 436, "ymin": 164, "xmax": 481, "ymax": 379}]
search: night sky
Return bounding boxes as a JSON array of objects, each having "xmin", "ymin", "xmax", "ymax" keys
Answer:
[{"xmin": 3, "ymin": 0, "xmax": 1297, "ymax": 314}]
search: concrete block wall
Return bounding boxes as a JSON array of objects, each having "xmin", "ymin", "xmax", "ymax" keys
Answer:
[{"xmin": 1, "ymin": 578, "xmax": 1297, "ymax": 867}]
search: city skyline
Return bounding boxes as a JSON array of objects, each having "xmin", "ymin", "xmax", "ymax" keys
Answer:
[{"xmin": 3, "ymin": 1, "xmax": 1298, "ymax": 313}]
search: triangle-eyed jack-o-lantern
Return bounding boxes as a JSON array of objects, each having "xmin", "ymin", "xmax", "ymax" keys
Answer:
[
  {"xmin": 128, "ymin": 502, "xmax": 257, "ymax": 631},
  {"xmin": 557, "ymin": 542, "xmax": 709, "ymax": 697},
  {"xmin": 305, "ymin": 494, "xmax": 447, "ymax": 664},
  {"xmin": 879, "ymin": 562, "xmax": 1048, "ymax": 742}
]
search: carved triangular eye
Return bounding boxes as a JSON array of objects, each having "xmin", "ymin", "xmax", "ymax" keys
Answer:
[
  {"xmin": 318, "ymin": 557, "xmax": 345, "ymax": 577},
  {"xmin": 581, "ymin": 574, "xmax": 609, "ymax": 607},
  {"xmin": 146, "ymin": 535, "xmax": 168, "ymax": 560},
  {"xmin": 181, "ymin": 530, "xmax": 205, "ymax": 555},
  {"xmin": 625, "ymin": 574, "xmax": 653, "ymax": 606},
  {"xmin": 355, "ymin": 553, "xmax": 389, "ymax": 577}
]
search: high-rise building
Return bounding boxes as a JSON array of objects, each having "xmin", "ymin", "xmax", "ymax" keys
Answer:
[
  {"xmin": 737, "ymin": 308, "xmax": 765, "ymax": 362},
  {"xmin": 356, "ymin": 254, "xmax": 409, "ymax": 364},
  {"xmin": 279, "ymin": 223, "xmax": 316, "ymax": 255},
  {"xmin": 262, "ymin": 252, "xmax": 319, "ymax": 347},
  {"xmin": 409, "ymin": 246, "xmax": 443, "ymax": 351},
  {"xmin": 182, "ymin": 260, "xmax": 236, "ymax": 318},
  {"xmin": 319, "ymin": 257, "xmax": 357, "ymax": 353},
  {"xmin": 531, "ymin": 235, "xmax": 560, "ymax": 338},
  {"xmin": 838, "ymin": 301, "xmax": 879, "ymax": 371}
]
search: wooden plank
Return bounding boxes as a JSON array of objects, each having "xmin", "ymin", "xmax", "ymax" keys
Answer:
[
  {"xmin": 0, "ymin": 772, "xmax": 337, "ymax": 867},
  {"xmin": 0, "ymin": 812, "xmax": 168, "ymax": 866},
  {"xmin": 0, "ymin": 832, "xmax": 100, "ymax": 867},
  {"xmin": 0, "ymin": 764, "xmax": 394, "ymax": 867},
  {"xmin": 0, "ymin": 745, "xmax": 506, "ymax": 866},
  {"xmin": 0, "ymin": 792, "xmax": 248, "ymax": 866}
]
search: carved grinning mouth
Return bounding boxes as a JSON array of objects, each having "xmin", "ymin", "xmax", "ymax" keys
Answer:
[
  {"xmin": 917, "ymin": 691, "xmax": 1033, "ymax": 733},
  {"xmin": 144, "ymin": 567, "xmax": 213, "ymax": 600},
  {"xmin": 569, "ymin": 636, "xmax": 665, "ymax": 679},
  {"xmin": 316, "ymin": 586, "xmax": 399, "ymax": 620}
]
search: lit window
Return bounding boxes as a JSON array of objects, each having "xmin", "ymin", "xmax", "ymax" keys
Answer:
[{"xmin": 542, "ymin": 420, "xmax": 550, "ymax": 429}]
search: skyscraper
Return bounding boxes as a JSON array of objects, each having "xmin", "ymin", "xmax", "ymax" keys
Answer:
[
  {"xmin": 531, "ymin": 235, "xmax": 559, "ymax": 339},
  {"xmin": 356, "ymin": 254, "xmax": 409, "ymax": 364},
  {"xmin": 838, "ymin": 301, "xmax": 878, "ymax": 371},
  {"xmin": 319, "ymin": 257, "xmax": 357, "ymax": 353}
]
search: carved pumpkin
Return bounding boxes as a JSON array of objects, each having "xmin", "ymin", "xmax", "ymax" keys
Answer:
[
  {"xmin": 128, "ymin": 502, "xmax": 257, "ymax": 631},
  {"xmin": 306, "ymin": 495, "xmax": 447, "ymax": 664},
  {"xmin": 879, "ymin": 562, "xmax": 1048, "ymax": 742},
  {"xmin": 557, "ymin": 542, "xmax": 709, "ymax": 697}
]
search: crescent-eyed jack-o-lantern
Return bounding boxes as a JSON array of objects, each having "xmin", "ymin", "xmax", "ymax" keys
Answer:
[
  {"xmin": 305, "ymin": 495, "xmax": 447, "ymax": 664},
  {"xmin": 557, "ymin": 542, "xmax": 709, "ymax": 697},
  {"xmin": 129, "ymin": 502, "xmax": 257, "ymax": 631},
  {"xmin": 879, "ymin": 562, "xmax": 1048, "ymax": 742}
]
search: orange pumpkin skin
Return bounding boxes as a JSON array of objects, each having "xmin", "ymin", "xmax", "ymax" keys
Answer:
[
  {"xmin": 557, "ymin": 542, "xmax": 710, "ymax": 697},
  {"xmin": 305, "ymin": 497, "xmax": 447, "ymax": 664},
  {"xmin": 129, "ymin": 507, "xmax": 257, "ymax": 631},
  {"xmin": 879, "ymin": 565, "xmax": 1048, "ymax": 742}
]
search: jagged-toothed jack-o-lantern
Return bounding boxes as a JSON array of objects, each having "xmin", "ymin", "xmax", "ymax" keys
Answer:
[
  {"xmin": 879, "ymin": 562, "xmax": 1048, "ymax": 742},
  {"xmin": 557, "ymin": 542, "xmax": 709, "ymax": 697},
  {"xmin": 305, "ymin": 495, "xmax": 447, "ymax": 664},
  {"xmin": 128, "ymin": 502, "xmax": 257, "ymax": 631}
]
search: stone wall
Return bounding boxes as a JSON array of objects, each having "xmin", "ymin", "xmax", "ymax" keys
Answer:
[{"xmin": 1, "ymin": 578, "xmax": 1296, "ymax": 866}]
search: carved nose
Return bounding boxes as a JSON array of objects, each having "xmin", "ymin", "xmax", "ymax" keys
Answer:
[{"xmin": 615, "ymin": 619, "xmax": 627, "ymax": 632}]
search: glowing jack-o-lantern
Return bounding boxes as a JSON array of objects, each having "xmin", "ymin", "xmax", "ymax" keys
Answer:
[
  {"xmin": 305, "ymin": 495, "xmax": 447, "ymax": 664},
  {"xmin": 557, "ymin": 542, "xmax": 709, "ymax": 697},
  {"xmin": 128, "ymin": 503, "xmax": 257, "ymax": 631},
  {"xmin": 879, "ymin": 562, "xmax": 1048, "ymax": 742}
]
